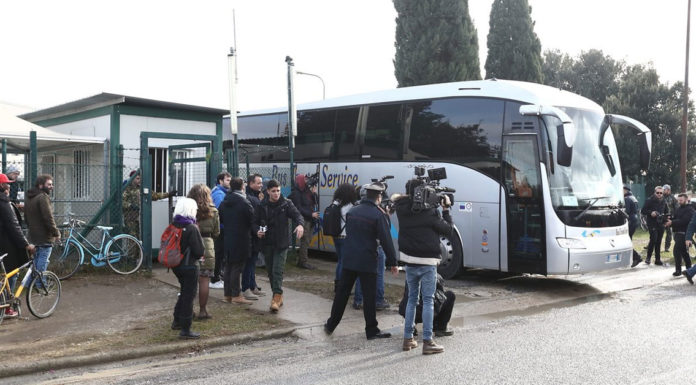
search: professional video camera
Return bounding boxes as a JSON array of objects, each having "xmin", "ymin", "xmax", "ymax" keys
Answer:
[
  {"xmin": 305, "ymin": 171, "xmax": 320, "ymax": 189},
  {"xmin": 410, "ymin": 166, "xmax": 456, "ymax": 212},
  {"xmin": 371, "ymin": 175, "xmax": 395, "ymax": 213}
]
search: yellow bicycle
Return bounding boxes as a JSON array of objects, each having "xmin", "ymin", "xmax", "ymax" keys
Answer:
[{"xmin": 0, "ymin": 253, "xmax": 61, "ymax": 323}]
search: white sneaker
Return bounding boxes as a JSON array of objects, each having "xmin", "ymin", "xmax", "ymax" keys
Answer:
[
  {"xmin": 209, "ymin": 281, "xmax": 224, "ymax": 289},
  {"xmin": 252, "ymin": 287, "xmax": 266, "ymax": 297},
  {"xmin": 243, "ymin": 289, "xmax": 259, "ymax": 300}
]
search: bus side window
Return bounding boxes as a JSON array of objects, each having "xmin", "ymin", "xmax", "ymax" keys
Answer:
[{"xmin": 363, "ymin": 103, "xmax": 404, "ymax": 160}]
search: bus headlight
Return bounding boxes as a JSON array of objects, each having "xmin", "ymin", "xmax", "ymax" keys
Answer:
[
  {"xmin": 616, "ymin": 227, "xmax": 628, "ymax": 236},
  {"xmin": 556, "ymin": 237, "xmax": 587, "ymax": 249}
]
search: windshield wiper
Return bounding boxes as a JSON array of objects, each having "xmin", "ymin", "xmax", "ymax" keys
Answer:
[{"xmin": 573, "ymin": 196, "xmax": 609, "ymax": 222}]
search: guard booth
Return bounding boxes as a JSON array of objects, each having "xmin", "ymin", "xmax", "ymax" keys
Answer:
[{"xmin": 140, "ymin": 132, "xmax": 222, "ymax": 269}]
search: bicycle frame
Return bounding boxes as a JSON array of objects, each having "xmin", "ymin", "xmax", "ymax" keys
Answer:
[
  {"xmin": 1, "ymin": 258, "xmax": 38, "ymax": 302},
  {"xmin": 62, "ymin": 223, "xmax": 113, "ymax": 262}
]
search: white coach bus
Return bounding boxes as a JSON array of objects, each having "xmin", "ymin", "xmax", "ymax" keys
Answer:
[{"xmin": 235, "ymin": 79, "xmax": 651, "ymax": 279}]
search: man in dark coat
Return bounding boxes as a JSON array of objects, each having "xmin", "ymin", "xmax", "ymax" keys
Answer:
[
  {"xmin": 24, "ymin": 174, "xmax": 60, "ymax": 273},
  {"xmin": 241, "ymin": 173, "xmax": 265, "ymax": 300},
  {"xmin": 257, "ymin": 179, "xmax": 304, "ymax": 312},
  {"xmin": 219, "ymin": 177, "xmax": 255, "ymax": 305},
  {"xmin": 324, "ymin": 182, "xmax": 398, "ymax": 340},
  {"xmin": 289, "ymin": 174, "xmax": 318, "ymax": 270},
  {"xmin": 0, "ymin": 174, "xmax": 35, "ymax": 317},
  {"xmin": 641, "ymin": 185, "xmax": 668, "ymax": 265},
  {"xmin": 625, "ymin": 186, "xmax": 643, "ymax": 267},
  {"xmin": 665, "ymin": 193, "xmax": 694, "ymax": 276}
]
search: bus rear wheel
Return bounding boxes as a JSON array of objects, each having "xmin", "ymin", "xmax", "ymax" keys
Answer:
[{"xmin": 437, "ymin": 233, "xmax": 463, "ymax": 280}]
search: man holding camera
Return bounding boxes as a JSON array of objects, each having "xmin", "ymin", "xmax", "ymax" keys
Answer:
[
  {"xmin": 665, "ymin": 193, "xmax": 694, "ymax": 276},
  {"xmin": 290, "ymin": 174, "xmax": 318, "ymax": 270},
  {"xmin": 395, "ymin": 178, "xmax": 454, "ymax": 355},
  {"xmin": 641, "ymin": 185, "xmax": 669, "ymax": 265}
]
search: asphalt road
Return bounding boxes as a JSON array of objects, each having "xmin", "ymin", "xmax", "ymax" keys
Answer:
[{"xmin": 13, "ymin": 270, "xmax": 696, "ymax": 385}]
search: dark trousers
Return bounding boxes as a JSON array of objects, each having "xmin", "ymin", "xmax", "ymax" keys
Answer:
[
  {"xmin": 224, "ymin": 259, "xmax": 245, "ymax": 297},
  {"xmin": 629, "ymin": 222, "xmax": 641, "ymax": 262},
  {"xmin": 172, "ymin": 264, "xmax": 199, "ymax": 331},
  {"xmin": 212, "ymin": 232, "xmax": 225, "ymax": 283},
  {"xmin": 242, "ymin": 250, "xmax": 258, "ymax": 292},
  {"xmin": 326, "ymin": 268, "xmax": 380, "ymax": 338},
  {"xmin": 673, "ymin": 233, "xmax": 692, "ymax": 272},
  {"xmin": 647, "ymin": 226, "xmax": 665, "ymax": 261},
  {"xmin": 433, "ymin": 291, "xmax": 456, "ymax": 331},
  {"xmin": 665, "ymin": 227, "xmax": 673, "ymax": 250}
]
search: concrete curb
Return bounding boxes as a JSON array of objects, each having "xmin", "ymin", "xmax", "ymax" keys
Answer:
[{"xmin": 2, "ymin": 326, "xmax": 296, "ymax": 379}]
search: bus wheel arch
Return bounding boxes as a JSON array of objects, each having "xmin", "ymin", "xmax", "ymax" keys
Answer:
[{"xmin": 437, "ymin": 226, "xmax": 463, "ymax": 280}]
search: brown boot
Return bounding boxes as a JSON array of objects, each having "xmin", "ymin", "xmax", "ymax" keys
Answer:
[
  {"xmin": 402, "ymin": 338, "xmax": 418, "ymax": 351},
  {"xmin": 231, "ymin": 295, "xmax": 252, "ymax": 305},
  {"xmin": 422, "ymin": 339, "xmax": 444, "ymax": 355},
  {"xmin": 270, "ymin": 294, "xmax": 280, "ymax": 312},
  {"xmin": 223, "ymin": 296, "xmax": 233, "ymax": 303},
  {"xmin": 277, "ymin": 294, "xmax": 283, "ymax": 307}
]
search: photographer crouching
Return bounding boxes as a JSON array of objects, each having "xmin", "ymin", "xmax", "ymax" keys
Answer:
[{"xmin": 394, "ymin": 174, "xmax": 455, "ymax": 355}]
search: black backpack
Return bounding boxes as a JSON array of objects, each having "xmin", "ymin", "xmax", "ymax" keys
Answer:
[{"xmin": 322, "ymin": 202, "xmax": 344, "ymax": 237}]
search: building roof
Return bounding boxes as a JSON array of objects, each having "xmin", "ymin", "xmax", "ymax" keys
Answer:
[{"xmin": 20, "ymin": 93, "xmax": 229, "ymax": 123}]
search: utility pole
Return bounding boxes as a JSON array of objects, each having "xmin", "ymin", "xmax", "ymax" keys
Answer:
[
  {"xmin": 286, "ymin": 56, "xmax": 297, "ymax": 187},
  {"xmin": 681, "ymin": 0, "xmax": 691, "ymax": 192},
  {"xmin": 228, "ymin": 47, "xmax": 239, "ymax": 177}
]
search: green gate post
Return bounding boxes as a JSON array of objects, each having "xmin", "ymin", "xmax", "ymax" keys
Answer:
[
  {"xmin": 225, "ymin": 149, "xmax": 234, "ymax": 176},
  {"xmin": 245, "ymin": 153, "xmax": 250, "ymax": 179},
  {"xmin": 29, "ymin": 131, "xmax": 37, "ymax": 184},
  {"xmin": 140, "ymin": 135, "xmax": 153, "ymax": 270},
  {"xmin": 1, "ymin": 139, "xmax": 6, "ymax": 172}
]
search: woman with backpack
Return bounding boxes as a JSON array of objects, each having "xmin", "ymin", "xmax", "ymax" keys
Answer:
[
  {"xmin": 169, "ymin": 197, "xmax": 205, "ymax": 339},
  {"xmin": 330, "ymin": 183, "xmax": 356, "ymax": 293},
  {"xmin": 187, "ymin": 184, "xmax": 219, "ymax": 320}
]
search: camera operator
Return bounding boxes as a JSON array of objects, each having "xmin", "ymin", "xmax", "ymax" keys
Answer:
[
  {"xmin": 665, "ymin": 193, "xmax": 694, "ymax": 276},
  {"xmin": 641, "ymin": 185, "xmax": 669, "ymax": 265},
  {"xmin": 394, "ymin": 178, "xmax": 454, "ymax": 355},
  {"xmin": 289, "ymin": 174, "xmax": 318, "ymax": 270}
]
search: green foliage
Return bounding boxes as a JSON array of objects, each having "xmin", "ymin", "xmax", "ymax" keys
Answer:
[
  {"xmin": 393, "ymin": 0, "xmax": 481, "ymax": 87},
  {"xmin": 542, "ymin": 50, "xmax": 696, "ymax": 192},
  {"xmin": 484, "ymin": 0, "xmax": 543, "ymax": 83}
]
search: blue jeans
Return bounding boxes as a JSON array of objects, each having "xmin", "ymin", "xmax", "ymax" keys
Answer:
[
  {"xmin": 35, "ymin": 245, "xmax": 52, "ymax": 273},
  {"xmin": 242, "ymin": 251, "xmax": 258, "ymax": 291},
  {"xmin": 353, "ymin": 246, "xmax": 385, "ymax": 305},
  {"xmin": 686, "ymin": 263, "xmax": 696, "ymax": 277},
  {"xmin": 404, "ymin": 264, "xmax": 437, "ymax": 341},
  {"xmin": 334, "ymin": 238, "xmax": 345, "ymax": 281}
]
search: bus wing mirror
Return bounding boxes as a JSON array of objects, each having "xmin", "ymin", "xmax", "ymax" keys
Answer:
[
  {"xmin": 519, "ymin": 105, "xmax": 576, "ymax": 167},
  {"xmin": 600, "ymin": 114, "xmax": 652, "ymax": 172}
]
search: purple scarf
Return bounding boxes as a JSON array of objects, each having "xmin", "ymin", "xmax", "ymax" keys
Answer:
[{"xmin": 173, "ymin": 215, "xmax": 197, "ymax": 226}]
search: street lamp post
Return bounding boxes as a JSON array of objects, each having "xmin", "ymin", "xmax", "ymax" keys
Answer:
[
  {"xmin": 286, "ymin": 56, "xmax": 297, "ymax": 188},
  {"xmin": 681, "ymin": 0, "xmax": 691, "ymax": 193},
  {"xmin": 296, "ymin": 71, "xmax": 326, "ymax": 100}
]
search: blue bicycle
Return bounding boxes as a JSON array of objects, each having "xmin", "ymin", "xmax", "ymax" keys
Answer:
[{"xmin": 48, "ymin": 213, "xmax": 143, "ymax": 280}]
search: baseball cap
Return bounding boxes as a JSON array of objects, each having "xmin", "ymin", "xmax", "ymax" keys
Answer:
[
  {"xmin": 623, "ymin": 185, "xmax": 631, "ymax": 191},
  {"xmin": 363, "ymin": 182, "xmax": 386, "ymax": 192},
  {"xmin": 663, "ymin": 184, "xmax": 671, "ymax": 190},
  {"xmin": 0, "ymin": 174, "xmax": 15, "ymax": 184}
]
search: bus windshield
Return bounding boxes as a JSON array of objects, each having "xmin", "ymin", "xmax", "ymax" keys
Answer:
[{"xmin": 543, "ymin": 107, "xmax": 624, "ymax": 212}]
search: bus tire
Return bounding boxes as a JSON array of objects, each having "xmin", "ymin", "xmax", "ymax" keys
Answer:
[{"xmin": 437, "ymin": 231, "xmax": 463, "ymax": 280}]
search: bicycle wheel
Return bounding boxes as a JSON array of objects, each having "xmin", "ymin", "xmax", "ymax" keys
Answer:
[
  {"xmin": 47, "ymin": 240, "xmax": 83, "ymax": 280},
  {"xmin": 0, "ymin": 288, "xmax": 6, "ymax": 325},
  {"xmin": 26, "ymin": 271, "xmax": 61, "ymax": 319},
  {"xmin": 106, "ymin": 234, "xmax": 143, "ymax": 275}
]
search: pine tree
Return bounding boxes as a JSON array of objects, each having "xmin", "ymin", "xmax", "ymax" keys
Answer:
[
  {"xmin": 393, "ymin": 0, "xmax": 481, "ymax": 87},
  {"xmin": 484, "ymin": 0, "xmax": 543, "ymax": 83}
]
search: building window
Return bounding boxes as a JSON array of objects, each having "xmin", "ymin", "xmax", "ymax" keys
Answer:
[
  {"xmin": 73, "ymin": 150, "xmax": 90, "ymax": 199},
  {"xmin": 172, "ymin": 150, "xmax": 188, "ymax": 196},
  {"xmin": 149, "ymin": 148, "xmax": 167, "ymax": 193},
  {"xmin": 41, "ymin": 155, "xmax": 56, "ymax": 178}
]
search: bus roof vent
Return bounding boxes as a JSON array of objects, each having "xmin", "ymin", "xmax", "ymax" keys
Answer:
[
  {"xmin": 458, "ymin": 87, "xmax": 481, "ymax": 91},
  {"xmin": 511, "ymin": 122, "xmax": 523, "ymax": 130},
  {"xmin": 523, "ymin": 122, "xmax": 535, "ymax": 130}
]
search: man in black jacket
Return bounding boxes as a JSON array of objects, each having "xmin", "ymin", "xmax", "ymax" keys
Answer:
[
  {"xmin": 257, "ymin": 179, "xmax": 304, "ymax": 312},
  {"xmin": 289, "ymin": 174, "xmax": 318, "ymax": 270},
  {"xmin": 242, "ymin": 173, "xmax": 265, "ymax": 300},
  {"xmin": 665, "ymin": 193, "xmax": 694, "ymax": 276},
  {"xmin": 625, "ymin": 186, "xmax": 643, "ymax": 267},
  {"xmin": 324, "ymin": 182, "xmax": 398, "ymax": 340},
  {"xmin": 395, "ymin": 179, "xmax": 454, "ymax": 355},
  {"xmin": 220, "ymin": 177, "xmax": 255, "ymax": 305},
  {"xmin": 641, "ymin": 186, "xmax": 668, "ymax": 265}
]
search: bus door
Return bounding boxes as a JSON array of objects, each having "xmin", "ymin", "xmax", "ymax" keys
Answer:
[{"xmin": 501, "ymin": 135, "xmax": 546, "ymax": 274}]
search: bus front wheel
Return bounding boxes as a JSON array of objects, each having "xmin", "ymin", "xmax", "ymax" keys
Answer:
[{"xmin": 437, "ymin": 233, "xmax": 463, "ymax": 280}]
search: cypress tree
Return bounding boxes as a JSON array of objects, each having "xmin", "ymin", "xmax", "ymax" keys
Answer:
[
  {"xmin": 393, "ymin": 0, "xmax": 481, "ymax": 87},
  {"xmin": 484, "ymin": 0, "xmax": 543, "ymax": 83}
]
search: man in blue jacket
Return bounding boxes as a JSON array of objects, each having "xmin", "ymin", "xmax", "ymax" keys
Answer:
[
  {"xmin": 210, "ymin": 171, "xmax": 231, "ymax": 289},
  {"xmin": 324, "ymin": 182, "xmax": 398, "ymax": 340}
]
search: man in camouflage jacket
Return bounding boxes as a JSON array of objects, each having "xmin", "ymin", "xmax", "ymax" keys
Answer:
[{"xmin": 122, "ymin": 172, "xmax": 170, "ymax": 239}]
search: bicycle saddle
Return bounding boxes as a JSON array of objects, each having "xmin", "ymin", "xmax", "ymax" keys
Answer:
[{"xmin": 96, "ymin": 226, "xmax": 114, "ymax": 231}]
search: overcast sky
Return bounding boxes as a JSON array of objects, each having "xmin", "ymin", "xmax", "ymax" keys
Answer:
[{"xmin": 0, "ymin": 0, "xmax": 692, "ymax": 113}]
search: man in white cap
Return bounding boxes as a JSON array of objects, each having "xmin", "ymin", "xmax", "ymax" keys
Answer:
[
  {"xmin": 662, "ymin": 184, "xmax": 678, "ymax": 252},
  {"xmin": 5, "ymin": 165, "xmax": 21, "ymax": 206}
]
